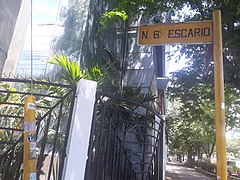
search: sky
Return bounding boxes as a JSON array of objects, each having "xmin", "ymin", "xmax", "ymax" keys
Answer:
[
  {"xmin": 166, "ymin": 45, "xmax": 189, "ymax": 74},
  {"xmin": 33, "ymin": 0, "xmax": 59, "ymax": 24},
  {"xmin": 18, "ymin": 0, "xmax": 64, "ymax": 76}
]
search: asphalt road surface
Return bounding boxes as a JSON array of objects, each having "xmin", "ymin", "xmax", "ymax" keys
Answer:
[{"xmin": 166, "ymin": 163, "xmax": 215, "ymax": 180}]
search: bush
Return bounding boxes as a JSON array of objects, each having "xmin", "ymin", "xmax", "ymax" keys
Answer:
[
  {"xmin": 198, "ymin": 161, "xmax": 216, "ymax": 173},
  {"xmin": 185, "ymin": 160, "xmax": 216, "ymax": 173}
]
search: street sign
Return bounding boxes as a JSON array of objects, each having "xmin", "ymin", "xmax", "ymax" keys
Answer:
[
  {"xmin": 138, "ymin": 21, "xmax": 213, "ymax": 45},
  {"xmin": 137, "ymin": 11, "xmax": 227, "ymax": 180}
]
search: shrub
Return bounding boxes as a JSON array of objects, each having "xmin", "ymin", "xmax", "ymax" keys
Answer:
[
  {"xmin": 198, "ymin": 161, "xmax": 216, "ymax": 173},
  {"xmin": 185, "ymin": 160, "xmax": 216, "ymax": 173}
]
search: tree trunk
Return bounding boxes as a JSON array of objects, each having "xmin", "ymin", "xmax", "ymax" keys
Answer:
[{"xmin": 187, "ymin": 146, "xmax": 194, "ymax": 163}]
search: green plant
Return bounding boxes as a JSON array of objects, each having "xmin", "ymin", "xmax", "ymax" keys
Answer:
[
  {"xmin": 100, "ymin": 10, "xmax": 128, "ymax": 29},
  {"xmin": 48, "ymin": 54, "xmax": 84, "ymax": 85}
]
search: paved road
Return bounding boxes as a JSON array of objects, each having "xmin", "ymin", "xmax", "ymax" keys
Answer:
[{"xmin": 166, "ymin": 163, "xmax": 215, "ymax": 180}]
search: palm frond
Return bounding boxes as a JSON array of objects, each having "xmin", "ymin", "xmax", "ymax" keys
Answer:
[{"xmin": 48, "ymin": 54, "xmax": 83, "ymax": 85}]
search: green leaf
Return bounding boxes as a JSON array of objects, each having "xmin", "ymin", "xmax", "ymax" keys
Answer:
[{"xmin": 48, "ymin": 54, "xmax": 83, "ymax": 85}]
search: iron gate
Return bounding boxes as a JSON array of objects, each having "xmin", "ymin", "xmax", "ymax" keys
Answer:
[{"xmin": 85, "ymin": 93, "xmax": 164, "ymax": 180}]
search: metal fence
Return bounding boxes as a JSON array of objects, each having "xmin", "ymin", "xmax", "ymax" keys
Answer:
[
  {"xmin": 0, "ymin": 78, "xmax": 76, "ymax": 180},
  {"xmin": 0, "ymin": 79, "xmax": 164, "ymax": 180},
  {"xmin": 85, "ymin": 93, "xmax": 164, "ymax": 180}
]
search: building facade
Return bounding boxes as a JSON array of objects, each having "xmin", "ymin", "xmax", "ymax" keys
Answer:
[{"xmin": 0, "ymin": 0, "xmax": 26, "ymax": 76}]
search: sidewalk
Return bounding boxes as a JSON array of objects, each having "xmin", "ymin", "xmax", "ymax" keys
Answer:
[{"xmin": 166, "ymin": 162, "xmax": 215, "ymax": 180}]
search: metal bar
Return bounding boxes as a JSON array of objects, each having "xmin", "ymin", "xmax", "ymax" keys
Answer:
[
  {"xmin": 156, "ymin": 140, "xmax": 160, "ymax": 180},
  {"xmin": 0, "ymin": 101, "xmax": 51, "ymax": 109},
  {"xmin": 111, "ymin": 130, "xmax": 118, "ymax": 180},
  {"xmin": 104, "ymin": 112, "xmax": 112, "ymax": 179},
  {"xmin": 37, "ymin": 112, "xmax": 52, "ymax": 174},
  {"xmin": 151, "ymin": 118, "xmax": 161, "ymax": 178},
  {"xmin": 95, "ymin": 104, "xmax": 107, "ymax": 178},
  {"xmin": 0, "ymin": 102, "xmax": 23, "ymax": 106},
  {"xmin": 15, "ymin": 150, "xmax": 23, "ymax": 180},
  {"xmin": 0, "ymin": 78, "xmax": 74, "ymax": 89},
  {"xmin": 58, "ymin": 87, "xmax": 76, "ymax": 180},
  {"xmin": 84, "ymin": 93, "xmax": 98, "ymax": 180},
  {"xmin": 135, "ymin": 171, "xmax": 151, "ymax": 174},
  {"xmin": 47, "ymin": 99, "xmax": 64, "ymax": 180},
  {"xmin": 130, "ymin": 164, "xmax": 132, "ymax": 180},
  {"xmin": 36, "ymin": 110, "xmax": 50, "ymax": 134},
  {"xmin": 151, "ymin": 161, "xmax": 154, "ymax": 179},
  {"xmin": 4, "ymin": 144, "xmax": 16, "ymax": 179},
  {"xmin": 1, "ymin": 136, "xmax": 23, "ymax": 157},
  {"xmin": 129, "ymin": 151, "xmax": 154, "ymax": 156},
  {"xmin": 124, "ymin": 141, "xmax": 158, "ymax": 147},
  {"xmin": 98, "ymin": 93, "xmax": 163, "ymax": 119},
  {"xmin": 0, "ymin": 90, "xmax": 62, "ymax": 99},
  {"xmin": 107, "ymin": 105, "xmax": 162, "ymax": 126},
  {"xmin": 142, "ymin": 120, "xmax": 147, "ymax": 180},
  {"xmin": 0, "ymin": 126, "xmax": 23, "ymax": 131},
  {"xmin": 110, "ymin": 117, "xmax": 161, "ymax": 133},
  {"xmin": 131, "ymin": 162, "xmax": 152, "ymax": 164},
  {"xmin": 0, "ymin": 141, "xmax": 15, "ymax": 145},
  {"xmin": 120, "ymin": 20, "xmax": 128, "ymax": 93},
  {"xmin": 36, "ymin": 89, "xmax": 74, "ymax": 127},
  {"xmin": 0, "ymin": 114, "xmax": 23, "ymax": 119},
  {"xmin": 124, "ymin": 153, "xmax": 127, "ymax": 180},
  {"xmin": 116, "ymin": 129, "xmax": 158, "ymax": 139},
  {"xmin": 106, "ymin": 111, "xmax": 154, "ymax": 138},
  {"xmin": 117, "ymin": 140, "xmax": 122, "ymax": 180}
]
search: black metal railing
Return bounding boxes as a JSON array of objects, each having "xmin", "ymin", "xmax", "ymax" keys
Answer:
[
  {"xmin": 0, "ymin": 78, "xmax": 76, "ymax": 180},
  {"xmin": 0, "ymin": 137, "xmax": 23, "ymax": 180},
  {"xmin": 85, "ymin": 93, "xmax": 164, "ymax": 180},
  {"xmin": 0, "ymin": 78, "xmax": 164, "ymax": 180}
]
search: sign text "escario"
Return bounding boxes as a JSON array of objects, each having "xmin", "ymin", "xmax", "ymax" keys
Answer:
[{"xmin": 168, "ymin": 27, "xmax": 211, "ymax": 38}]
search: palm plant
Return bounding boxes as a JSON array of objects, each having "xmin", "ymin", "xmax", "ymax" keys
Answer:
[
  {"xmin": 48, "ymin": 54, "xmax": 106, "ymax": 86},
  {"xmin": 0, "ymin": 82, "xmax": 25, "ymax": 179},
  {"xmin": 48, "ymin": 54, "xmax": 84, "ymax": 85}
]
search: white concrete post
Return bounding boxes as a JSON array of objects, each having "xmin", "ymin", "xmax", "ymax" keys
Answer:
[{"xmin": 62, "ymin": 79, "xmax": 97, "ymax": 180}]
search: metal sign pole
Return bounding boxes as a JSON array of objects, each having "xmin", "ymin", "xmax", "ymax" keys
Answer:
[
  {"xmin": 23, "ymin": 95, "xmax": 37, "ymax": 180},
  {"xmin": 137, "ymin": 10, "xmax": 227, "ymax": 179},
  {"xmin": 213, "ymin": 10, "xmax": 227, "ymax": 180}
]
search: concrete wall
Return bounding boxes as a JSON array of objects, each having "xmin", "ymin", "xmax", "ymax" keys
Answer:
[
  {"xmin": 0, "ymin": 0, "xmax": 23, "ymax": 75},
  {"xmin": 62, "ymin": 79, "xmax": 97, "ymax": 180},
  {"xmin": 2, "ymin": 0, "xmax": 31, "ymax": 77}
]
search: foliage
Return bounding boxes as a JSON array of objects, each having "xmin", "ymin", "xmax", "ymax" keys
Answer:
[
  {"xmin": 0, "ymin": 83, "xmax": 24, "ymax": 149},
  {"xmin": 100, "ymin": 10, "xmax": 128, "ymax": 29},
  {"xmin": 100, "ymin": 0, "xmax": 172, "ymax": 27},
  {"xmin": 84, "ymin": 64, "xmax": 106, "ymax": 84},
  {"xmin": 227, "ymin": 138, "xmax": 240, "ymax": 159},
  {"xmin": 169, "ymin": 0, "xmax": 240, "ymax": 90},
  {"xmin": 0, "ymin": 77, "xmax": 76, "ymax": 178},
  {"xmin": 167, "ymin": 48, "xmax": 216, "ymax": 160},
  {"xmin": 48, "ymin": 54, "xmax": 84, "ymax": 85},
  {"xmin": 185, "ymin": 160, "xmax": 216, "ymax": 174},
  {"xmin": 48, "ymin": 53, "xmax": 107, "ymax": 87},
  {"xmin": 167, "ymin": 24, "xmax": 240, "ymax": 159},
  {"xmin": 53, "ymin": 0, "xmax": 89, "ymax": 59}
]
